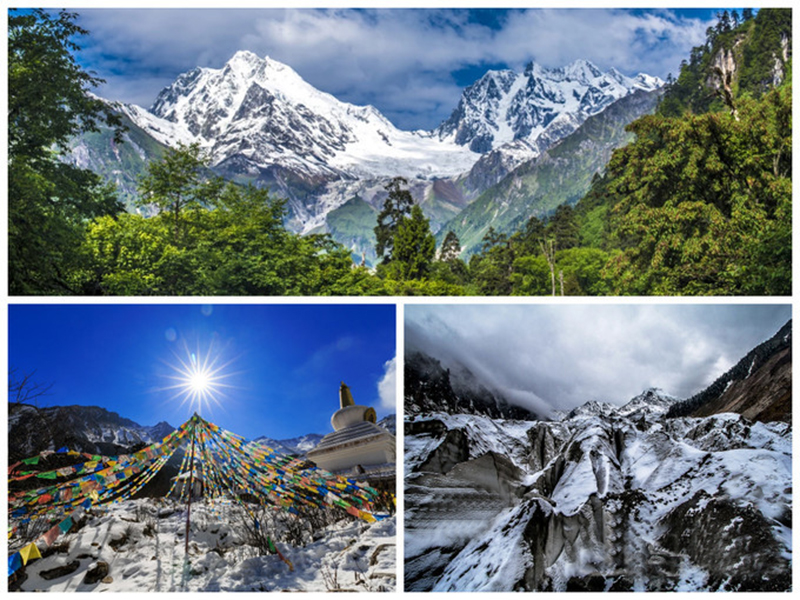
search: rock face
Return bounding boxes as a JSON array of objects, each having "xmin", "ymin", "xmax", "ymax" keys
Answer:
[
  {"xmin": 405, "ymin": 351, "xmax": 539, "ymax": 421},
  {"xmin": 435, "ymin": 60, "xmax": 661, "ymax": 155},
  {"xmin": 404, "ymin": 395, "xmax": 792, "ymax": 591},
  {"xmin": 7, "ymin": 404, "xmax": 175, "ymax": 459},
  {"xmin": 40, "ymin": 560, "xmax": 81, "ymax": 581},
  {"xmin": 83, "ymin": 561, "xmax": 109, "ymax": 585}
]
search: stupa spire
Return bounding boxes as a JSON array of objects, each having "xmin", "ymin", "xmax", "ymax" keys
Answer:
[{"xmin": 339, "ymin": 381, "xmax": 355, "ymax": 408}]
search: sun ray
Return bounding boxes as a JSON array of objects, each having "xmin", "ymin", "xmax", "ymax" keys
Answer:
[{"xmin": 155, "ymin": 338, "xmax": 241, "ymax": 417}]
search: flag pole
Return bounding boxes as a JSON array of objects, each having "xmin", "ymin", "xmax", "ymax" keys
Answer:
[{"xmin": 184, "ymin": 414, "xmax": 198, "ymax": 560}]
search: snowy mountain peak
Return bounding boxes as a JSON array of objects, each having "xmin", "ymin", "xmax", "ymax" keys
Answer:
[
  {"xmin": 229, "ymin": 48, "xmax": 261, "ymax": 64},
  {"xmin": 563, "ymin": 58, "xmax": 604, "ymax": 83},
  {"xmin": 436, "ymin": 58, "xmax": 662, "ymax": 154},
  {"xmin": 127, "ymin": 51, "xmax": 479, "ymax": 216},
  {"xmin": 563, "ymin": 388, "xmax": 679, "ymax": 422},
  {"xmin": 566, "ymin": 400, "xmax": 617, "ymax": 419},
  {"xmin": 617, "ymin": 387, "xmax": 679, "ymax": 419}
]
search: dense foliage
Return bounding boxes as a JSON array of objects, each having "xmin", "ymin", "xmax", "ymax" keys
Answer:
[
  {"xmin": 8, "ymin": 9, "xmax": 124, "ymax": 294},
  {"xmin": 8, "ymin": 8, "xmax": 792, "ymax": 296}
]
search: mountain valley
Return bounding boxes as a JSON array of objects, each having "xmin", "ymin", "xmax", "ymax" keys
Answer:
[
  {"xmin": 68, "ymin": 53, "xmax": 661, "ymax": 261},
  {"xmin": 404, "ymin": 320, "xmax": 793, "ymax": 591}
]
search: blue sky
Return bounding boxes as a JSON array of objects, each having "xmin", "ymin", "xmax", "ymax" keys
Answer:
[
  {"xmin": 8, "ymin": 304, "xmax": 396, "ymax": 440},
  {"xmin": 62, "ymin": 7, "xmax": 741, "ymax": 130}
]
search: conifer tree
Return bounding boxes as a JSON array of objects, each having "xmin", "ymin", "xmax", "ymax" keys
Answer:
[{"xmin": 374, "ymin": 177, "xmax": 414, "ymax": 263}]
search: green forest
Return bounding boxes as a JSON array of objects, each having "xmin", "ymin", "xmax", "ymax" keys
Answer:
[{"xmin": 8, "ymin": 9, "xmax": 792, "ymax": 296}]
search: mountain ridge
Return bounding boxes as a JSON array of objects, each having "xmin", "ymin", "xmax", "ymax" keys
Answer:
[{"xmin": 72, "ymin": 52, "xmax": 661, "ymax": 252}]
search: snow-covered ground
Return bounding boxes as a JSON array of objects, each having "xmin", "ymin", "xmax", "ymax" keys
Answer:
[
  {"xmin": 405, "ymin": 394, "xmax": 792, "ymax": 592},
  {"xmin": 13, "ymin": 498, "xmax": 395, "ymax": 592}
]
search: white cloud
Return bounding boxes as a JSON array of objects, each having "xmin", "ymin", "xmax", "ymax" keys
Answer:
[
  {"xmin": 76, "ymin": 8, "xmax": 713, "ymax": 130},
  {"xmin": 406, "ymin": 305, "xmax": 791, "ymax": 413},
  {"xmin": 377, "ymin": 356, "xmax": 396, "ymax": 410}
]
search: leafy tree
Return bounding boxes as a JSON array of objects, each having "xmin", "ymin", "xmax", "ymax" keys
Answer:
[
  {"xmin": 381, "ymin": 278, "xmax": 466, "ymax": 296},
  {"xmin": 469, "ymin": 227, "xmax": 514, "ymax": 295},
  {"xmin": 386, "ymin": 205, "xmax": 436, "ymax": 280},
  {"xmin": 137, "ymin": 142, "xmax": 223, "ymax": 244},
  {"xmin": 80, "ymin": 182, "xmax": 386, "ymax": 296},
  {"xmin": 604, "ymin": 82, "xmax": 791, "ymax": 295},
  {"xmin": 374, "ymin": 177, "xmax": 413, "ymax": 262},
  {"xmin": 509, "ymin": 255, "xmax": 551, "ymax": 295},
  {"xmin": 79, "ymin": 213, "xmax": 189, "ymax": 295},
  {"xmin": 8, "ymin": 9, "xmax": 125, "ymax": 294},
  {"xmin": 8, "ymin": 9, "xmax": 123, "ymax": 163}
]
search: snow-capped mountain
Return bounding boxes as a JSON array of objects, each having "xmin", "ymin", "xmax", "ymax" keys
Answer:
[
  {"xmin": 617, "ymin": 387, "xmax": 679, "ymax": 419},
  {"xmin": 125, "ymin": 50, "xmax": 477, "ymax": 184},
  {"xmin": 436, "ymin": 59, "xmax": 662, "ymax": 157},
  {"xmin": 105, "ymin": 51, "xmax": 661, "ymax": 241},
  {"xmin": 8, "ymin": 404, "xmax": 175, "ymax": 459},
  {"xmin": 252, "ymin": 414, "xmax": 395, "ymax": 456},
  {"xmin": 564, "ymin": 400, "xmax": 617, "ymax": 419},
  {"xmin": 8, "ymin": 402, "xmax": 394, "ymax": 465},
  {"xmin": 251, "ymin": 433, "xmax": 325, "ymax": 457}
]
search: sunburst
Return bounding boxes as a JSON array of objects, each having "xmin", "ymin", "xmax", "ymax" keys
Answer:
[{"xmin": 159, "ymin": 338, "xmax": 237, "ymax": 415}]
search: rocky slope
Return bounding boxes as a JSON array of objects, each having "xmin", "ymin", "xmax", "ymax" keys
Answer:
[
  {"xmin": 405, "ymin": 392, "xmax": 791, "ymax": 591},
  {"xmin": 438, "ymin": 87, "xmax": 662, "ymax": 253},
  {"xmin": 668, "ymin": 320, "xmax": 792, "ymax": 422},
  {"xmin": 8, "ymin": 404, "xmax": 175, "ymax": 459},
  {"xmin": 66, "ymin": 109, "xmax": 168, "ymax": 210},
  {"xmin": 405, "ymin": 351, "xmax": 539, "ymax": 421}
]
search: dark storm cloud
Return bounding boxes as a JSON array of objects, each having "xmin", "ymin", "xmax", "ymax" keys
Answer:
[
  {"xmin": 74, "ymin": 8, "xmax": 712, "ymax": 130},
  {"xmin": 405, "ymin": 305, "xmax": 791, "ymax": 415}
]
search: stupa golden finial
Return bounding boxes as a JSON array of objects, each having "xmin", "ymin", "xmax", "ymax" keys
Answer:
[{"xmin": 339, "ymin": 381, "xmax": 355, "ymax": 408}]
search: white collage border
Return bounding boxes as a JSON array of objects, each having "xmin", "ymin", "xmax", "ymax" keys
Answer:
[{"xmin": 1, "ymin": 0, "xmax": 797, "ymax": 595}]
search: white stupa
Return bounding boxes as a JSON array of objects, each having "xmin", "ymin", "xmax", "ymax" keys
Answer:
[{"xmin": 307, "ymin": 382, "xmax": 395, "ymax": 490}]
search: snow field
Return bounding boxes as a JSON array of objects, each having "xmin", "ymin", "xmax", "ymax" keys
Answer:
[{"xmin": 15, "ymin": 498, "xmax": 395, "ymax": 592}]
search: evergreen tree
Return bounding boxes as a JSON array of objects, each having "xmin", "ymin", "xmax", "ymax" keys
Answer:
[
  {"xmin": 717, "ymin": 10, "xmax": 731, "ymax": 33},
  {"xmin": 545, "ymin": 204, "xmax": 579, "ymax": 250},
  {"xmin": 374, "ymin": 177, "xmax": 413, "ymax": 263},
  {"xmin": 469, "ymin": 228, "xmax": 514, "ymax": 295},
  {"xmin": 390, "ymin": 205, "xmax": 436, "ymax": 280},
  {"xmin": 439, "ymin": 231, "xmax": 462, "ymax": 262}
]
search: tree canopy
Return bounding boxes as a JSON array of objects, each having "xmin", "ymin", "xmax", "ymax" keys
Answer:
[{"xmin": 8, "ymin": 9, "xmax": 125, "ymax": 294}]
